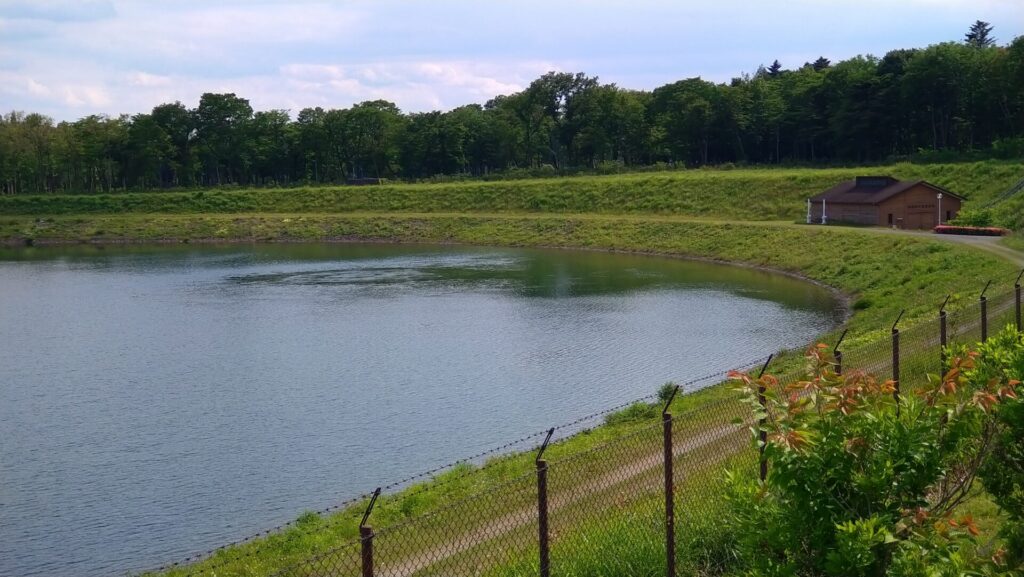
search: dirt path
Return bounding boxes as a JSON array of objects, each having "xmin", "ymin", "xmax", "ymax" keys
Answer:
[
  {"xmin": 377, "ymin": 423, "xmax": 743, "ymax": 577},
  {"xmin": 834, "ymin": 226, "xmax": 1024, "ymax": 268},
  {"xmin": 934, "ymin": 235, "xmax": 1024, "ymax": 268}
]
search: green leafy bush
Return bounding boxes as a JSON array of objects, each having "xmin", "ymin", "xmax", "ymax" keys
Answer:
[
  {"xmin": 978, "ymin": 328, "xmax": 1024, "ymax": 568},
  {"xmin": 991, "ymin": 137, "xmax": 1024, "ymax": 160},
  {"xmin": 952, "ymin": 208, "xmax": 996, "ymax": 227},
  {"xmin": 725, "ymin": 342, "xmax": 1022, "ymax": 576},
  {"xmin": 657, "ymin": 381, "xmax": 679, "ymax": 404}
]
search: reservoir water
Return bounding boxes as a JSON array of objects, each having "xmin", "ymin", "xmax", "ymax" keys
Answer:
[{"xmin": 0, "ymin": 244, "xmax": 843, "ymax": 576}]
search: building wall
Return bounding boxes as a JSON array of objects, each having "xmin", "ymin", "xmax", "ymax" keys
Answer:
[
  {"xmin": 876, "ymin": 184, "xmax": 962, "ymax": 229},
  {"xmin": 808, "ymin": 184, "xmax": 962, "ymax": 229},
  {"xmin": 808, "ymin": 201, "xmax": 878, "ymax": 225}
]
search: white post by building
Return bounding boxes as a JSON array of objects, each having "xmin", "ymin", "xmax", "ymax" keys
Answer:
[
  {"xmin": 806, "ymin": 199, "xmax": 811, "ymax": 224},
  {"xmin": 821, "ymin": 199, "xmax": 827, "ymax": 225},
  {"xmin": 937, "ymin": 193, "xmax": 943, "ymax": 225}
]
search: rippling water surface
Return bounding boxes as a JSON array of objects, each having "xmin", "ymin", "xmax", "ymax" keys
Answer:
[{"xmin": 0, "ymin": 244, "xmax": 843, "ymax": 576}]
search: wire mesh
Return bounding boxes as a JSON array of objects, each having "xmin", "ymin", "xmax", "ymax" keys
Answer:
[
  {"xmin": 218, "ymin": 284, "xmax": 1024, "ymax": 577},
  {"xmin": 841, "ymin": 331, "xmax": 895, "ymax": 380},
  {"xmin": 272, "ymin": 538, "xmax": 362, "ymax": 577},
  {"xmin": 988, "ymin": 288, "xmax": 1019, "ymax": 336},
  {"xmin": 674, "ymin": 396, "xmax": 757, "ymax": 576},
  {"xmin": 370, "ymin": 470, "xmax": 539, "ymax": 577},
  {"xmin": 546, "ymin": 419, "xmax": 665, "ymax": 577},
  {"xmin": 899, "ymin": 314, "xmax": 944, "ymax": 390}
]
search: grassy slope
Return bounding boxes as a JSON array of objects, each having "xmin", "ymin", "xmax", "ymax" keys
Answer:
[
  {"xmin": 1, "ymin": 161, "xmax": 1020, "ymax": 221},
  {"xmin": 992, "ymin": 194, "xmax": 1024, "ymax": 230},
  {"xmin": 1002, "ymin": 234, "xmax": 1024, "ymax": 251},
  {"xmin": 143, "ymin": 385, "xmax": 742, "ymax": 577}
]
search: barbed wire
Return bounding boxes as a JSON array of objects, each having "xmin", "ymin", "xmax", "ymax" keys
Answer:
[
  {"xmin": 146, "ymin": 348, "xmax": 792, "ymax": 576},
  {"xmin": 143, "ymin": 387, "xmax": 678, "ymax": 574},
  {"xmin": 142, "ymin": 277, "xmax": 1022, "ymax": 575}
]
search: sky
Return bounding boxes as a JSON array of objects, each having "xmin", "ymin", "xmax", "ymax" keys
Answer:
[{"xmin": 1, "ymin": 0, "xmax": 1022, "ymax": 122}]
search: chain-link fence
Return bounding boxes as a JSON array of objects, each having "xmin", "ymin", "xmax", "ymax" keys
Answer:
[
  {"xmin": 162, "ymin": 277, "xmax": 1024, "ymax": 577},
  {"xmin": 271, "ymin": 392, "xmax": 759, "ymax": 577}
]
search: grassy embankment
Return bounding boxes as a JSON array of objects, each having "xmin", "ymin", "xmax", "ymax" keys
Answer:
[
  {"xmin": 2, "ymin": 162, "xmax": 1021, "ymax": 576},
  {"xmin": 140, "ymin": 386, "xmax": 751, "ymax": 577},
  {"xmin": 1, "ymin": 161, "xmax": 1020, "ymax": 221},
  {"xmin": 1002, "ymin": 234, "xmax": 1024, "ymax": 252}
]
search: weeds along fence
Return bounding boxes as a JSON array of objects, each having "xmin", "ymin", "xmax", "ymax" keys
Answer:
[
  {"xmin": 164, "ymin": 275, "xmax": 1024, "ymax": 577},
  {"xmin": 269, "ymin": 387, "xmax": 762, "ymax": 577}
]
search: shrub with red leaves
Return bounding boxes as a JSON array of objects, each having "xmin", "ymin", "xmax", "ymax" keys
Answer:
[{"xmin": 934, "ymin": 224, "xmax": 1011, "ymax": 236}]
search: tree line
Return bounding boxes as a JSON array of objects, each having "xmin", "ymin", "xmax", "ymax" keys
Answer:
[{"xmin": 2, "ymin": 22, "xmax": 1022, "ymax": 195}]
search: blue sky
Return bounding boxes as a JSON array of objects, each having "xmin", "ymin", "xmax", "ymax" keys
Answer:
[{"xmin": 1, "ymin": 0, "xmax": 1022, "ymax": 121}]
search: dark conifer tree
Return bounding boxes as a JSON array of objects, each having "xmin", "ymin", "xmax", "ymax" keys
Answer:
[{"xmin": 965, "ymin": 20, "xmax": 995, "ymax": 47}]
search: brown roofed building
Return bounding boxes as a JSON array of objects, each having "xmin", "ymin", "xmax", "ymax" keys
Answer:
[{"xmin": 807, "ymin": 176, "xmax": 964, "ymax": 230}]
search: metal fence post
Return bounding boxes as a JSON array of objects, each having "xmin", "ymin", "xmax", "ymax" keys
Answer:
[
  {"xmin": 360, "ymin": 527, "xmax": 375, "ymax": 577},
  {"xmin": 892, "ymin": 311, "xmax": 904, "ymax": 408},
  {"xmin": 359, "ymin": 488, "xmax": 381, "ymax": 577},
  {"xmin": 536, "ymin": 428, "xmax": 554, "ymax": 577},
  {"xmin": 662, "ymin": 386, "xmax": 680, "ymax": 577},
  {"xmin": 940, "ymin": 295, "xmax": 949, "ymax": 374},
  {"xmin": 757, "ymin": 355, "xmax": 773, "ymax": 483},
  {"xmin": 1016, "ymin": 271, "xmax": 1023, "ymax": 332},
  {"xmin": 833, "ymin": 329, "xmax": 848, "ymax": 376},
  {"xmin": 981, "ymin": 280, "xmax": 991, "ymax": 343}
]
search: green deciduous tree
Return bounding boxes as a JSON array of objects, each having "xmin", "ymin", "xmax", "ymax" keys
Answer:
[
  {"xmin": 726, "ymin": 341, "xmax": 1022, "ymax": 576},
  {"xmin": 123, "ymin": 113, "xmax": 172, "ymax": 189},
  {"xmin": 193, "ymin": 92, "xmax": 254, "ymax": 185},
  {"xmin": 977, "ymin": 329, "xmax": 1024, "ymax": 569},
  {"xmin": 151, "ymin": 102, "xmax": 196, "ymax": 187},
  {"xmin": 250, "ymin": 110, "xmax": 293, "ymax": 185},
  {"xmin": 343, "ymin": 100, "xmax": 405, "ymax": 179}
]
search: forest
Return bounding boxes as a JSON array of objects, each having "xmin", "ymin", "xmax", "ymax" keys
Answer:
[{"xmin": 1, "ymin": 23, "xmax": 1022, "ymax": 195}]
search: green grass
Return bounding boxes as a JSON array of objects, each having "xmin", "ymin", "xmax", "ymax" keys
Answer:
[
  {"xmin": 984, "ymin": 189, "xmax": 1024, "ymax": 230},
  {"xmin": 1000, "ymin": 233, "xmax": 1024, "ymax": 252},
  {"xmin": 960, "ymin": 489, "xmax": 1008, "ymax": 541},
  {"xmin": 483, "ymin": 451, "xmax": 756, "ymax": 577},
  {"xmin": 476, "ymin": 449, "xmax": 1009, "ymax": 577},
  {"xmin": 143, "ymin": 384, "xmax": 748, "ymax": 577},
  {"xmin": 1, "ymin": 161, "xmax": 1020, "ymax": 221}
]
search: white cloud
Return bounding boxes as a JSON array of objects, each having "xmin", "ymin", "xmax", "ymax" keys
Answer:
[
  {"xmin": 26, "ymin": 78, "xmax": 51, "ymax": 97},
  {"xmin": 412, "ymin": 62, "xmax": 526, "ymax": 97},
  {"xmin": 171, "ymin": 4, "xmax": 365, "ymax": 43},
  {"xmin": 1, "ymin": 0, "xmax": 1021, "ymax": 120},
  {"xmin": 0, "ymin": 0, "xmax": 116, "ymax": 22},
  {"xmin": 0, "ymin": 2, "xmax": 370, "ymax": 73},
  {"xmin": 129, "ymin": 72, "xmax": 172, "ymax": 88},
  {"xmin": 0, "ymin": 55, "xmax": 560, "ymax": 120},
  {"xmin": 0, "ymin": 71, "xmax": 111, "ymax": 112},
  {"xmin": 276, "ymin": 59, "xmax": 556, "ymax": 112},
  {"xmin": 59, "ymin": 84, "xmax": 112, "ymax": 109}
]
